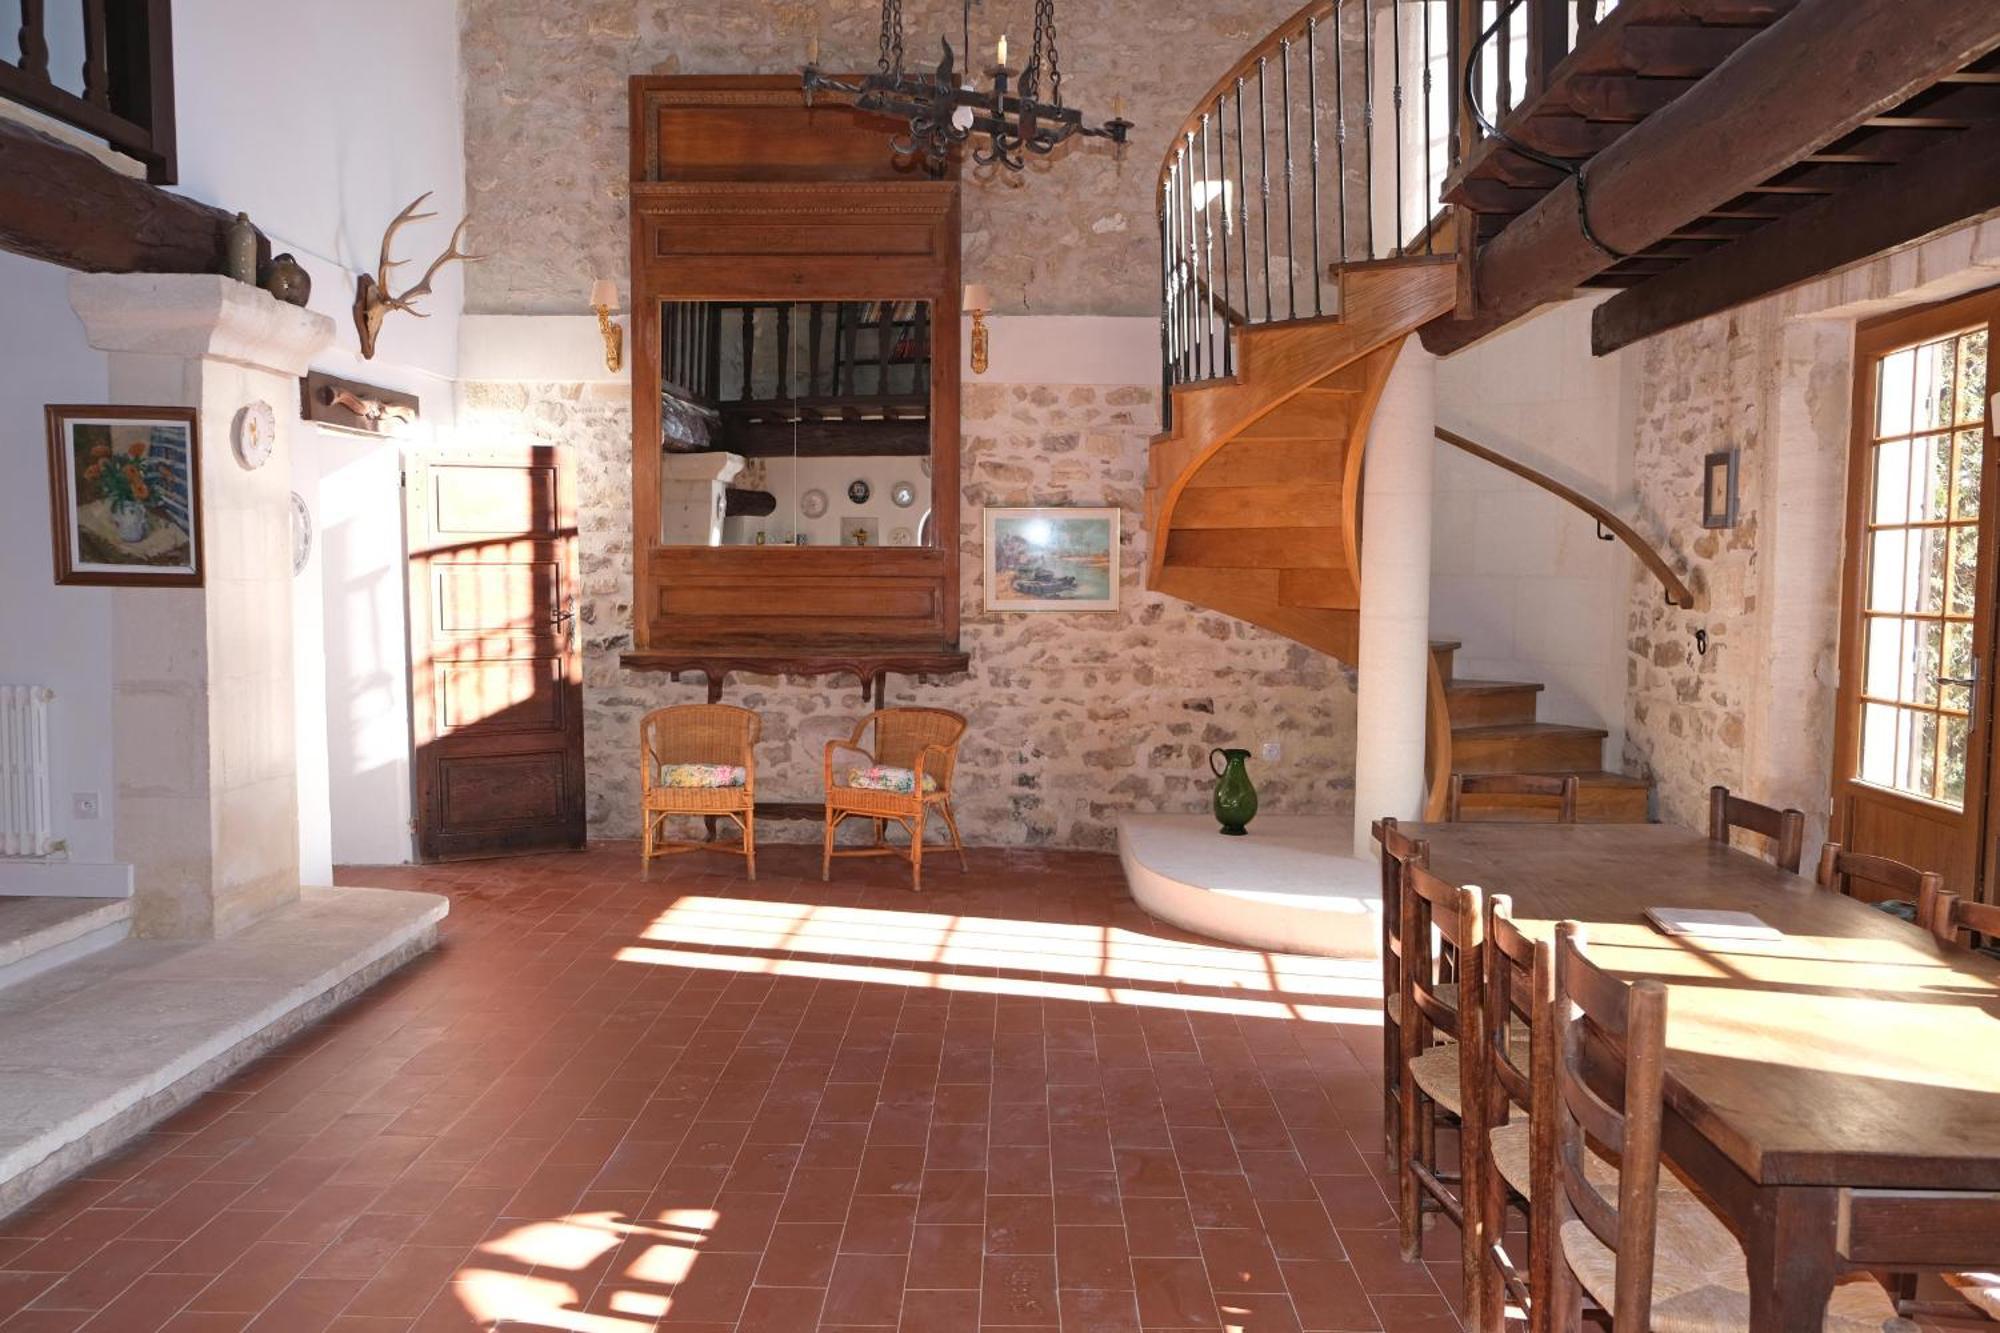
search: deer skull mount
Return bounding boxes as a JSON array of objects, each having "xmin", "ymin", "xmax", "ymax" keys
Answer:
[{"xmin": 352, "ymin": 192, "xmax": 479, "ymax": 359}]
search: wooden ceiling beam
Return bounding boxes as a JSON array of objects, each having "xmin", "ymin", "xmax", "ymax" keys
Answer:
[
  {"xmin": 1591, "ymin": 118, "xmax": 2000, "ymax": 352},
  {"xmin": 1424, "ymin": 0, "xmax": 2000, "ymax": 357},
  {"xmin": 0, "ymin": 115, "xmax": 261, "ymax": 275}
]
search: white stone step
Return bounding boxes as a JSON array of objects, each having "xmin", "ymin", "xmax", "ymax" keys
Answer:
[
  {"xmin": 0, "ymin": 885, "xmax": 447, "ymax": 1220},
  {"xmin": 0, "ymin": 896, "xmax": 133, "ymax": 993}
]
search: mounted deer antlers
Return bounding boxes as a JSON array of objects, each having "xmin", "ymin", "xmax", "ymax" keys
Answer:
[{"xmin": 352, "ymin": 192, "xmax": 479, "ymax": 359}]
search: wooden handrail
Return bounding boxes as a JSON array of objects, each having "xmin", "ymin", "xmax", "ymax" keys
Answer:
[
  {"xmin": 1434, "ymin": 426, "xmax": 1695, "ymax": 608},
  {"xmin": 1155, "ymin": 0, "xmax": 1333, "ymax": 202},
  {"xmin": 1423, "ymin": 650, "xmax": 1453, "ymax": 821}
]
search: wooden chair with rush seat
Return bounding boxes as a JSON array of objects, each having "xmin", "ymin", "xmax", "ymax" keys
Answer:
[
  {"xmin": 1540, "ymin": 921, "xmax": 1909, "ymax": 1331},
  {"xmin": 822, "ymin": 706, "xmax": 969, "ymax": 892},
  {"xmin": 1707, "ymin": 785, "xmax": 1806, "ymax": 874},
  {"xmin": 640, "ymin": 704, "xmax": 761, "ymax": 878},
  {"xmin": 1396, "ymin": 862, "xmax": 1490, "ymax": 1324},
  {"xmin": 1376, "ymin": 818, "xmax": 1436, "ymax": 1160},
  {"xmin": 1448, "ymin": 773, "xmax": 1581, "ymax": 824}
]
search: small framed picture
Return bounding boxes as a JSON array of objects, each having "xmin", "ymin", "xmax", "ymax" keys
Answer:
[
  {"xmin": 984, "ymin": 506, "xmax": 1121, "ymax": 612},
  {"xmin": 1701, "ymin": 449, "xmax": 1738, "ymax": 530},
  {"xmin": 840, "ymin": 516, "xmax": 879, "ymax": 547},
  {"xmin": 45, "ymin": 405, "xmax": 203, "ymax": 586}
]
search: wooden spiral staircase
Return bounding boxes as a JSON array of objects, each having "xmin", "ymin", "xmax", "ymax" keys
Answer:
[{"xmin": 1147, "ymin": 0, "xmax": 1701, "ymax": 822}]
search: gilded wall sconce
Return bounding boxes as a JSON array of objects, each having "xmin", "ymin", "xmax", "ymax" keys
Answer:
[
  {"xmin": 963, "ymin": 282, "xmax": 990, "ymax": 375},
  {"xmin": 590, "ymin": 278, "xmax": 624, "ymax": 373}
]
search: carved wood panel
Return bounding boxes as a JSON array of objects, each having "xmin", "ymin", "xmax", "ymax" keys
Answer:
[{"xmin": 627, "ymin": 75, "xmax": 963, "ymax": 666}]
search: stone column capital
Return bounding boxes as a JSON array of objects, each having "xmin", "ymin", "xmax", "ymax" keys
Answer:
[{"xmin": 68, "ymin": 273, "xmax": 336, "ymax": 377}]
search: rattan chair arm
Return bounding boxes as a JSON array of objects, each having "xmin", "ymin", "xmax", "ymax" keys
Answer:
[
  {"xmin": 912, "ymin": 743, "xmax": 953, "ymax": 794},
  {"xmin": 825, "ymin": 738, "xmax": 877, "ymax": 792}
]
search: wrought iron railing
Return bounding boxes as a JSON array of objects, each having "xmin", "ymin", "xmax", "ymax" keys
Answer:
[
  {"xmin": 1, "ymin": 0, "xmax": 177, "ymax": 183},
  {"xmin": 1157, "ymin": 0, "xmax": 1458, "ymax": 403},
  {"xmin": 1465, "ymin": 0, "xmax": 1620, "ymax": 131}
]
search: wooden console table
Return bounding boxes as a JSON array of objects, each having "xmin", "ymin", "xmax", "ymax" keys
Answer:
[{"xmin": 619, "ymin": 646, "xmax": 970, "ymax": 707}]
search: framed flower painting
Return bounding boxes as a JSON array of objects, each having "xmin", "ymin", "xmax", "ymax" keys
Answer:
[{"xmin": 45, "ymin": 405, "xmax": 203, "ymax": 587}]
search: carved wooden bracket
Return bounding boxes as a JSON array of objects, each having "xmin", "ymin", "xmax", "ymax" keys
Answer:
[{"xmin": 299, "ymin": 371, "xmax": 421, "ymax": 437}]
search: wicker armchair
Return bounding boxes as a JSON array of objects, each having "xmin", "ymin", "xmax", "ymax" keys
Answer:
[
  {"xmin": 640, "ymin": 704, "xmax": 760, "ymax": 878},
  {"xmin": 822, "ymin": 707, "xmax": 969, "ymax": 892}
]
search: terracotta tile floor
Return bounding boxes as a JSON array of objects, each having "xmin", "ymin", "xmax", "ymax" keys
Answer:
[{"xmin": 0, "ymin": 843, "xmax": 1459, "ymax": 1332}]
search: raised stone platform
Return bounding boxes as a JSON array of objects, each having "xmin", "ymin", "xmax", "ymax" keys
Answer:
[
  {"xmin": 1117, "ymin": 813, "xmax": 1382, "ymax": 958},
  {"xmin": 0, "ymin": 885, "xmax": 447, "ymax": 1219},
  {"xmin": 0, "ymin": 896, "xmax": 133, "ymax": 992}
]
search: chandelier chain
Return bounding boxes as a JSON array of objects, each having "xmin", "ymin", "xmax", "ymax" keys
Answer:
[{"xmin": 877, "ymin": 0, "xmax": 905, "ymax": 74}]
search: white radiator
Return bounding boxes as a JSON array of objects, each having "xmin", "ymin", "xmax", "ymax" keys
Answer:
[{"xmin": 1, "ymin": 686, "xmax": 56, "ymax": 857}]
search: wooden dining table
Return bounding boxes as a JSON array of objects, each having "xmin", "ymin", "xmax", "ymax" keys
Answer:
[{"xmin": 1398, "ymin": 820, "xmax": 2000, "ymax": 1330}]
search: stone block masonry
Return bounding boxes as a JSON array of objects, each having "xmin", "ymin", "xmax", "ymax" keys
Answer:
[{"xmin": 458, "ymin": 379, "xmax": 1358, "ymax": 851}]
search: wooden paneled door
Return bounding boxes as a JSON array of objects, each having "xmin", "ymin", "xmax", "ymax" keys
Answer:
[
  {"xmin": 406, "ymin": 446, "xmax": 585, "ymax": 861},
  {"xmin": 1834, "ymin": 287, "xmax": 2000, "ymax": 900}
]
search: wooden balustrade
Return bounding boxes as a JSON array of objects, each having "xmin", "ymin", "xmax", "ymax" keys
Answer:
[{"xmin": 1, "ymin": 0, "xmax": 175, "ymax": 183}]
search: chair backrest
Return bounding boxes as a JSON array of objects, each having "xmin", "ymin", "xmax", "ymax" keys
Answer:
[
  {"xmin": 1815, "ymin": 842, "xmax": 1942, "ymax": 908},
  {"xmin": 1707, "ymin": 785, "xmax": 1805, "ymax": 873},
  {"xmin": 640, "ymin": 704, "xmax": 760, "ymax": 775},
  {"xmin": 1376, "ymin": 819, "xmax": 1431, "ymax": 1000},
  {"xmin": 1923, "ymin": 887, "xmax": 2000, "ymax": 951},
  {"xmin": 868, "ymin": 707, "xmax": 968, "ymax": 790},
  {"xmin": 1480, "ymin": 895, "xmax": 1551, "ymax": 1124},
  {"xmin": 1548, "ymin": 921, "xmax": 1671, "ymax": 1331},
  {"xmin": 1448, "ymin": 773, "xmax": 1580, "ymax": 824},
  {"xmin": 1400, "ymin": 862, "xmax": 1482, "ymax": 1046}
]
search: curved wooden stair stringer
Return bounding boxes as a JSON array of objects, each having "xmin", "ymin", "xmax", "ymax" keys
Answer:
[{"xmin": 1146, "ymin": 257, "xmax": 1459, "ymax": 664}]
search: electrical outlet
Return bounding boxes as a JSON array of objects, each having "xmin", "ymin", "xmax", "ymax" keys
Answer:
[
  {"xmin": 1260, "ymin": 741, "xmax": 1282, "ymax": 762},
  {"xmin": 72, "ymin": 792, "xmax": 100, "ymax": 820}
]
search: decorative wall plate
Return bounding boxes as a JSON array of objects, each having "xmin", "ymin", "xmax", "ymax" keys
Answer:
[
  {"xmin": 289, "ymin": 492, "xmax": 312, "ymax": 574},
  {"xmin": 847, "ymin": 478, "xmax": 872, "ymax": 504},
  {"xmin": 890, "ymin": 480, "xmax": 916, "ymax": 508},
  {"xmin": 800, "ymin": 488, "xmax": 829, "ymax": 519},
  {"xmin": 890, "ymin": 526, "xmax": 914, "ymax": 546},
  {"xmin": 235, "ymin": 400, "xmax": 277, "ymax": 470}
]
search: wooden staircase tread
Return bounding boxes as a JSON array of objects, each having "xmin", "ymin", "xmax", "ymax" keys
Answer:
[
  {"xmin": 1554, "ymin": 770, "xmax": 1652, "ymax": 789},
  {"xmin": 1445, "ymin": 678, "xmax": 1547, "ymax": 696},
  {"xmin": 1450, "ymin": 721, "xmax": 1610, "ymax": 741},
  {"xmin": 1428, "ymin": 638, "xmax": 1463, "ymax": 652}
]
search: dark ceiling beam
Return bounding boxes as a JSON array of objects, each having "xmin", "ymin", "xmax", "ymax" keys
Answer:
[
  {"xmin": 0, "ymin": 115, "xmax": 262, "ymax": 275},
  {"xmin": 1423, "ymin": 0, "xmax": 2000, "ymax": 357},
  {"xmin": 1591, "ymin": 118, "xmax": 2000, "ymax": 353}
]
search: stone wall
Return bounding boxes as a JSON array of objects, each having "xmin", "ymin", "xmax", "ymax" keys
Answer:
[
  {"xmin": 1621, "ymin": 211, "xmax": 2000, "ymax": 847},
  {"xmin": 457, "ymin": 377, "xmax": 1358, "ymax": 850},
  {"xmin": 1622, "ymin": 311, "xmax": 1774, "ymax": 833},
  {"xmin": 458, "ymin": 0, "xmax": 1310, "ymax": 316}
]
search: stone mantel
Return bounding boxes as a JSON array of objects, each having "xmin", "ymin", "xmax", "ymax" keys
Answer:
[{"xmin": 68, "ymin": 273, "xmax": 334, "ymax": 376}]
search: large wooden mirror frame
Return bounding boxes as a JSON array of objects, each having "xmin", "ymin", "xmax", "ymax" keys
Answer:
[{"xmin": 624, "ymin": 76, "xmax": 967, "ymax": 687}]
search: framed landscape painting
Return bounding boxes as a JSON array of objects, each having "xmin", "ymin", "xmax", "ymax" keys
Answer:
[
  {"xmin": 46, "ymin": 405, "xmax": 203, "ymax": 587},
  {"xmin": 984, "ymin": 506, "xmax": 1120, "ymax": 612}
]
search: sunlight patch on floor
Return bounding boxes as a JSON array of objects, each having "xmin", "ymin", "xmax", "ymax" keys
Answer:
[{"xmin": 638, "ymin": 896, "xmax": 1380, "ymax": 1003}]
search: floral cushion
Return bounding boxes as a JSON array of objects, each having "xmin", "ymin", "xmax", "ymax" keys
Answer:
[
  {"xmin": 658, "ymin": 763, "xmax": 746, "ymax": 789},
  {"xmin": 843, "ymin": 764, "xmax": 937, "ymax": 794}
]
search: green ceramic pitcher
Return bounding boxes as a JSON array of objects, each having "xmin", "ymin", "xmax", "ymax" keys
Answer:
[{"xmin": 1209, "ymin": 747, "xmax": 1258, "ymax": 836}]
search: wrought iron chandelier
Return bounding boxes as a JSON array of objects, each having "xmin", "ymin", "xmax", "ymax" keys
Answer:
[{"xmin": 801, "ymin": 0, "xmax": 1132, "ymax": 176}]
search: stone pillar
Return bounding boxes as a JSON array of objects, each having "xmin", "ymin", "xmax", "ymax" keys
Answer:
[
  {"xmin": 68, "ymin": 275, "xmax": 334, "ymax": 939},
  {"xmin": 1353, "ymin": 339, "xmax": 1436, "ymax": 854},
  {"xmin": 660, "ymin": 451, "xmax": 745, "ymax": 546}
]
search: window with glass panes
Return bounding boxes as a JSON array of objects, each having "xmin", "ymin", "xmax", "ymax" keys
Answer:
[{"xmin": 1857, "ymin": 323, "xmax": 1988, "ymax": 808}]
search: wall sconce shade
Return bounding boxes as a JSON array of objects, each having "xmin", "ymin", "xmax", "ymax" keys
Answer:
[
  {"xmin": 590, "ymin": 278, "xmax": 623, "ymax": 373},
  {"xmin": 963, "ymin": 283, "xmax": 991, "ymax": 376}
]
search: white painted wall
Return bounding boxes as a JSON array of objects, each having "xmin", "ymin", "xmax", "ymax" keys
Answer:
[
  {"xmin": 0, "ymin": 2, "xmax": 465, "ymax": 875},
  {"xmin": 1432, "ymin": 294, "xmax": 1640, "ymax": 760},
  {"xmin": 0, "ymin": 252, "xmax": 113, "ymax": 867}
]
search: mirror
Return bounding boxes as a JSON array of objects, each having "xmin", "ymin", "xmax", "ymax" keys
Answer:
[{"xmin": 657, "ymin": 299, "xmax": 936, "ymax": 548}]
